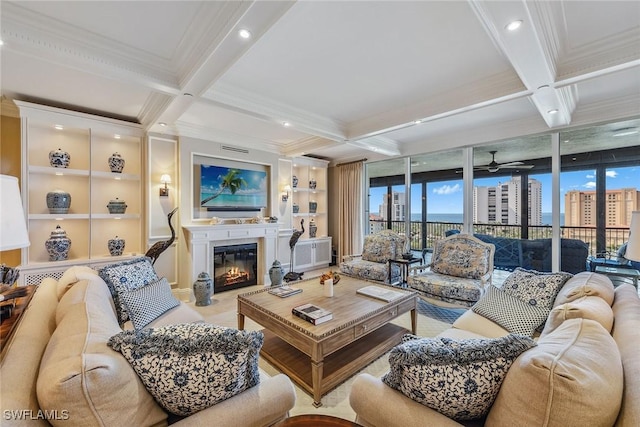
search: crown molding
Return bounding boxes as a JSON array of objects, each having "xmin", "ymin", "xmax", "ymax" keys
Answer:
[
  {"xmin": 139, "ymin": 93, "xmax": 175, "ymax": 129},
  {"xmin": 205, "ymin": 82, "xmax": 348, "ymax": 142},
  {"xmin": 1, "ymin": 2, "xmax": 179, "ymax": 94},
  {"xmin": 282, "ymin": 136, "xmax": 339, "ymax": 158},
  {"xmin": 174, "ymin": 120, "xmax": 282, "ymax": 154}
]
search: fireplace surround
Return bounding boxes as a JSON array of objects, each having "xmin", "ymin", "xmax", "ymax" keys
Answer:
[{"xmin": 213, "ymin": 243, "xmax": 257, "ymax": 293}]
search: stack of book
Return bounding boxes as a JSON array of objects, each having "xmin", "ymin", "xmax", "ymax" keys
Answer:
[
  {"xmin": 356, "ymin": 285, "xmax": 405, "ymax": 302},
  {"xmin": 268, "ymin": 286, "xmax": 302, "ymax": 298},
  {"xmin": 292, "ymin": 303, "xmax": 333, "ymax": 325}
]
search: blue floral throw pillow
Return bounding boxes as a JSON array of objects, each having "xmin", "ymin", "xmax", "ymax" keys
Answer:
[
  {"xmin": 98, "ymin": 257, "xmax": 159, "ymax": 325},
  {"xmin": 382, "ymin": 334, "xmax": 536, "ymax": 421},
  {"xmin": 108, "ymin": 323, "xmax": 263, "ymax": 416},
  {"xmin": 502, "ymin": 267, "xmax": 572, "ymax": 310}
]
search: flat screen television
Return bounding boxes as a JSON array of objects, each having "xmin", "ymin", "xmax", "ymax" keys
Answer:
[{"xmin": 198, "ymin": 164, "xmax": 268, "ymax": 212}]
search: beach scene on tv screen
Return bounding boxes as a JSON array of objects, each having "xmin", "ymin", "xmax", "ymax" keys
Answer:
[{"xmin": 200, "ymin": 165, "xmax": 267, "ymax": 210}]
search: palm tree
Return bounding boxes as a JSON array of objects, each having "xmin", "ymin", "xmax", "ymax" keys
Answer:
[{"xmin": 201, "ymin": 169, "xmax": 247, "ymax": 206}]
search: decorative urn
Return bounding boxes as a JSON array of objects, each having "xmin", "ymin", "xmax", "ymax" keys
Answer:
[
  {"xmin": 309, "ymin": 179, "xmax": 317, "ymax": 189},
  {"xmin": 108, "ymin": 152, "xmax": 125, "ymax": 173},
  {"xmin": 108, "ymin": 236, "xmax": 125, "ymax": 256},
  {"xmin": 107, "ymin": 198, "xmax": 127, "ymax": 214},
  {"xmin": 309, "ymin": 200, "xmax": 318, "ymax": 213},
  {"xmin": 49, "ymin": 148, "xmax": 70, "ymax": 168},
  {"xmin": 309, "ymin": 219, "xmax": 318, "ymax": 238},
  {"xmin": 292, "ymin": 203, "xmax": 299, "ymax": 213},
  {"xmin": 45, "ymin": 225, "xmax": 71, "ymax": 261},
  {"xmin": 193, "ymin": 272, "xmax": 213, "ymax": 306},
  {"xmin": 292, "ymin": 175, "xmax": 298, "ymax": 188},
  {"xmin": 46, "ymin": 189, "xmax": 71, "ymax": 214},
  {"xmin": 269, "ymin": 260, "xmax": 285, "ymax": 287}
]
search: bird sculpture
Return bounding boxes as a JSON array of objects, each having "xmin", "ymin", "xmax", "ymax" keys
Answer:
[
  {"xmin": 284, "ymin": 219, "xmax": 305, "ymax": 282},
  {"xmin": 145, "ymin": 207, "xmax": 178, "ymax": 265}
]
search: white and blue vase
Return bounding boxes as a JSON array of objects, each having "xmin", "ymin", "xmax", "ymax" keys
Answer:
[
  {"xmin": 108, "ymin": 152, "xmax": 125, "ymax": 173},
  {"xmin": 107, "ymin": 198, "xmax": 127, "ymax": 214},
  {"xmin": 45, "ymin": 225, "xmax": 71, "ymax": 261},
  {"xmin": 309, "ymin": 219, "xmax": 317, "ymax": 238},
  {"xmin": 292, "ymin": 175, "xmax": 298, "ymax": 188},
  {"xmin": 269, "ymin": 260, "xmax": 284, "ymax": 286},
  {"xmin": 46, "ymin": 189, "xmax": 71, "ymax": 214},
  {"xmin": 108, "ymin": 236, "xmax": 125, "ymax": 256},
  {"xmin": 49, "ymin": 148, "xmax": 70, "ymax": 168},
  {"xmin": 193, "ymin": 272, "xmax": 213, "ymax": 306}
]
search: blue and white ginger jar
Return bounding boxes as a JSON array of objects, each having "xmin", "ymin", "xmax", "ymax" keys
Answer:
[
  {"xmin": 108, "ymin": 236, "xmax": 125, "ymax": 256},
  {"xmin": 45, "ymin": 225, "xmax": 71, "ymax": 261},
  {"xmin": 109, "ymin": 152, "xmax": 125, "ymax": 173},
  {"xmin": 49, "ymin": 148, "xmax": 70, "ymax": 168},
  {"xmin": 46, "ymin": 189, "xmax": 71, "ymax": 214}
]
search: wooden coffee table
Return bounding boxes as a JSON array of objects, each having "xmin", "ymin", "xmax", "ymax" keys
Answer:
[{"xmin": 237, "ymin": 276, "xmax": 417, "ymax": 407}]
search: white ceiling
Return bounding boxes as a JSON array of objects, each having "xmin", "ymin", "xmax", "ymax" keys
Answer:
[{"xmin": 2, "ymin": 1, "xmax": 639, "ymax": 165}]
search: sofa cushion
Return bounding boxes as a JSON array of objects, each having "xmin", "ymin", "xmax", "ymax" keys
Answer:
[
  {"xmin": 108, "ymin": 323, "xmax": 263, "ymax": 417},
  {"xmin": 553, "ymin": 271, "xmax": 614, "ymax": 307},
  {"xmin": 37, "ymin": 278, "xmax": 167, "ymax": 427},
  {"xmin": 451, "ymin": 310, "xmax": 510, "ymax": 338},
  {"xmin": 540, "ymin": 295, "xmax": 614, "ymax": 337},
  {"xmin": 486, "ymin": 318, "xmax": 623, "ymax": 427},
  {"xmin": 340, "ymin": 258, "xmax": 401, "ymax": 283},
  {"xmin": 502, "ymin": 267, "xmax": 572, "ymax": 310},
  {"xmin": 98, "ymin": 257, "xmax": 159, "ymax": 325},
  {"xmin": 120, "ymin": 277, "xmax": 180, "ymax": 330},
  {"xmin": 382, "ymin": 334, "xmax": 535, "ymax": 421},
  {"xmin": 407, "ymin": 272, "xmax": 484, "ymax": 307},
  {"xmin": 431, "ymin": 237, "xmax": 491, "ymax": 279},
  {"xmin": 472, "ymin": 285, "xmax": 548, "ymax": 337},
  {"xmin": 56, "ymin": 265, "xmax": 100, "ymax": 300}
]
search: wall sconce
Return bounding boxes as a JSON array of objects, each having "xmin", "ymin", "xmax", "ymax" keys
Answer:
[
  {"xmin": 160, "ymin": 174, "xmax": 171, "ymax": 197},
  {"xmin": 282, "ymin": 185, "xmax": 292, "ymax": 202}
]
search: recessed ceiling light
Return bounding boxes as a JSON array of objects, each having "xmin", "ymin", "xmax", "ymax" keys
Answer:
[
  {"xmin": 282, "ymin": 121, "xmax": 291, "ymax": 127},
  {"xmin": 54, "ymin": 124, "xmax": 64, "ymax": 130},
  {"xmin": 0, "ymin": 40, "xmax": 4, "ymax": 46},
  {"xmin": 548, "ymin": 109, "xmax": 559, "ymax": 115},
  {"xmin": 238, "ymin": 29, "xmax": 252, "ymax": 39},
  {"xmin": 505, "ymin": 20, "xmax": 523, "ymax": 31},
  {"xmin": 159, "ymin": 122, "xmax": 167, "ymax": 127},
  {"xmin": 613, "ymin": 129, "xmax": 638, "ymax": 137},
  {"xmin": 114, "ymin": 134, "xmax": 121, "ymax": 139}
]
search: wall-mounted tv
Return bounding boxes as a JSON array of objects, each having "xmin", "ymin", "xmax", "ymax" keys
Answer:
[{"xmin": 193, "ymin": 156, "xmax": 269, "ymax": 215}]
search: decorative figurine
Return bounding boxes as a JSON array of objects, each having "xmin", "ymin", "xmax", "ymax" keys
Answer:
[
  {"xmin": 284, "ymin": 219, "xmax": 305, "ymax": 282},
  {"xmin": 145, "ymin": 207, "xmax": 178, "ymax": 265}
]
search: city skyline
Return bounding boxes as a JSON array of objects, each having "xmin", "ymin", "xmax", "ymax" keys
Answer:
[{"xmin": 369, "ymin": 165, "xmax": 639, "ymax": 215}]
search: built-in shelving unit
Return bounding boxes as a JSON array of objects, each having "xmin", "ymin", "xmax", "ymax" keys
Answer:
[{"xmin": 15, "ymin": 101, "xmax": 144, "ymax": 285}]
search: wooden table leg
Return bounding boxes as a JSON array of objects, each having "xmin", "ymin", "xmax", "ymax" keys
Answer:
[
  {"xmin": 238, "ymin": 312, "xmax": 245, "ymax": 330},
  {"xmin": 410, "ymin": 308, "xmax": 417, "ymax": 334},
  {"xmin": 311, "ymin": 359, "xmax": 324, "ymax": 407}
]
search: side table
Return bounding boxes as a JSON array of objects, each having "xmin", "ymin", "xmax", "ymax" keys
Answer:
[
  {"xmin": 274, "ymin": 414, "xmax": 362, "ymax": 427},
  {"xmin": 1, "ymin": 285, "xmax": 37, "ymax": 361},
  {"xmin": 388, "ymin": 257, "xmax": 422, "ymax": 285},
  {"xmin": 594, "ymin": 265, "xmax": 639, "ymax": 289}
]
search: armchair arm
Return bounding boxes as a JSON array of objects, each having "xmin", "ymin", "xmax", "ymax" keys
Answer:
[
  {"xmin": 408, "ymin": 263, "xmax": 433, "ymax": 276},
  {"xmin": 342, "ymin": 254, "xmax": 363, "ymax": 263},
  {"xmin": 480, "ymin": 270, "xmax": 493, "ymax": 286}
]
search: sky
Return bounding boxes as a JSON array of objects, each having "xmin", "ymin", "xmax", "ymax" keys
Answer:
[{"xmin": 369, "ymin": 165, "xmax": 639, "ymax": 215}]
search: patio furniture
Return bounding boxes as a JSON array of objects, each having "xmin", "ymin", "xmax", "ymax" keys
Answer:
[
  {"xmin": 340, "ymin": 229, "xmax": 406, "ymax": 284},
  {"xmin": 407, "ymin": 233, "xmax": 495, "ymax": 307}
]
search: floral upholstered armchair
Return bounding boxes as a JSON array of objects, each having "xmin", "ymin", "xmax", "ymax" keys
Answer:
[
  {"xmin": 340, "ymin": 230, "xmax": 406, "ymax": 284},
  {"xmin": 407, "ymin": 233, "xmax": 495, "ymax": 307}
]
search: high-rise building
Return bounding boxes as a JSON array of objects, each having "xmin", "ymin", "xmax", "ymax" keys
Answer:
[
  {"xmin": 379, "ymin": 191, "xmax": 406, "ymax": 221},
  {"xmin": 564, "ymin": 188, "xmax": 640, "ymax": 227},
  {"xmin": 474, "ymin": 176, "xmax": 542, "ymax": 225}
]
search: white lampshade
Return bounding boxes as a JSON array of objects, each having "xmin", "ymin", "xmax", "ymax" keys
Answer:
[
  {"xmin": 160, "ymin": 174, "xmax": 172, "ymax": 184},
  {"xmin": 0, "ymin": 175, "xmax": 31, "ymax": 251},
  {"xmin": 625, "ymin": 211, "xmax": 640, "ymax": 262}
]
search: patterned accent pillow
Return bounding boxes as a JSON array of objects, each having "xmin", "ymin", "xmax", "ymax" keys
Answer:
[
  {"xmin": 382, "ymin": 334, "xmax": 536, "ymax": 421},
  {"xmin": 98, "ymin": 257, "xmax": 159, "ymax": 325},
  {"xmin": 120, "ymin": 277, "xmax": 180, "ymax": 330},
  {"xmin": 502, "ymin": 267, "xmax": 573, "ymax": 310},
  {"xmin": 108, "ymin": 323, "xmax": 263, "ymax": 416},
  {"xmin": 472, "ymin": 285, "xmax": 549, "ymax": 336}
]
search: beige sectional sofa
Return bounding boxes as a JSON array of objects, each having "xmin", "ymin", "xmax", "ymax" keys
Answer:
[
  {"xmin": 1, "ymin": 267, "xmax": 296, "ymax": 427},
  {"xmin": 350, "ymin": 272, "xmax": 640, "ymax": 426}
]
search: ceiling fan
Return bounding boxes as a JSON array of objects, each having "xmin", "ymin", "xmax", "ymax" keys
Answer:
[{"xmin": 474, "ymin": 150, "xmax": 535, "ymax": 173}]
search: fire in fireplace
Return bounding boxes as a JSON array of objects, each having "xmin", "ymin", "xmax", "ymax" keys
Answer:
[{"xmin": 213, "ymin": 243, "xmax": 257, "ymax": 293}]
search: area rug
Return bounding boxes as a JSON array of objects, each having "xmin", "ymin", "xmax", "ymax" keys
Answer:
[{"xmin": 192, "ymin": 285, "xmax": 462, "ymax": 420}]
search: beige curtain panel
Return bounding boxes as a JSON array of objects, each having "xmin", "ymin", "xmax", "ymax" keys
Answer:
[{"xmin": 338, "ymin": 161, "xmax": 364, "ymax": 262}]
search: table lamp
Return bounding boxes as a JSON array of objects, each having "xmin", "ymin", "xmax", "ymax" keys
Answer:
[
  {"xmin": 0, "ymin": 175, "xmax": 31, "ymax": 286},
  {"xmin": 625, "ymin": 211, "xmax": 640, "ymax": 263}
]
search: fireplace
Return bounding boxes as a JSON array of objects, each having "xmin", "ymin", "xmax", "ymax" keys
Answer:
[{"xmin": 213, "ymin": 243, "xmax": 257, "ymax": 293}]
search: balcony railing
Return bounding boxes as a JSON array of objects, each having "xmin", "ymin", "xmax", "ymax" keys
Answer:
[{"xmin": 369, "ymin": 219, "xmax": 630, "ymax": 257}]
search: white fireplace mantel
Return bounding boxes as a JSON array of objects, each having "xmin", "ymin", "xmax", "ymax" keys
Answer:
[{"xmin": 183, "ymin": 223, "xmax": 280, "ymax": 289}]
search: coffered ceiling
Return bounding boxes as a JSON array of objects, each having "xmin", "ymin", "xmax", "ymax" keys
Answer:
[{"xmin": 1, "ymin": 1, "xmax": 639, "ymax": 164}]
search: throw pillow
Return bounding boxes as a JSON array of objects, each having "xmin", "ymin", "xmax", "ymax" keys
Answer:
[
  {"xmin": 540, "ymin": 296, "xmax": 614, "ymax": 337},
  {"xmin": 502, "ymin": 267, "xmax": 572, "ymax": 310},
  {"xmin": 120, "ymin": 277, "xmax": 180, "ymax": 330},
  {"xmin": 472, "ymin": 285, "xmax": 548, "ymax": 336},
  {"xmin": 98, "ymin": 257, "xmax": 159, "ymax": 325},
  {"xmin": 108, "ymin": 323, "xmax": 263, "ymax": 416},
  {"xmin": 382, "ymin": 334, "xmax": 536, "ymax": 421}
]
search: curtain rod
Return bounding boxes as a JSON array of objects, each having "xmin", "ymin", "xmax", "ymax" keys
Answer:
[{"xmin": 336, "ymin": 158, "xmax": 368, "ymax": 167}]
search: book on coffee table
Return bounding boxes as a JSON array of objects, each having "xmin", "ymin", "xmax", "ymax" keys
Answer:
[
  {"xmin": 356, "ymin": 285, "xmax": 405, "ymax": 302},
  {"xmin": 268, "ymin": 286, "xmax": 302, "ymax": 298},
  {"xmin": 292, "ymin": 303, "xmax": 333, "ymax": 325}
]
